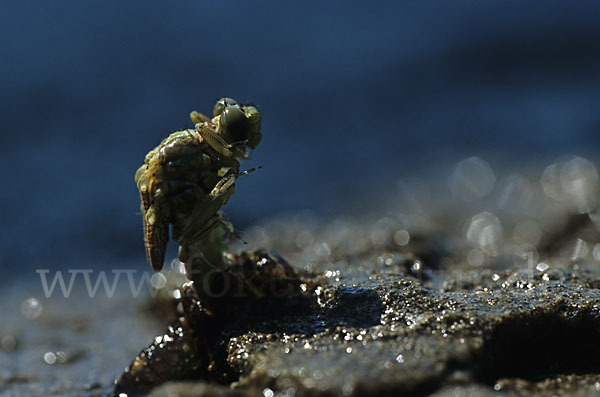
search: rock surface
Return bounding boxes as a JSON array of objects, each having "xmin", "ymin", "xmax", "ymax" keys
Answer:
[{"xmin": 138, "ymin": 205, "xmax": 600, "ymax": 396}]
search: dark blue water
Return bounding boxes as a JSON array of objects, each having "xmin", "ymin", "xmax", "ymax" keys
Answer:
[{"xmin": 2, "ymin": 0, "xmax": 600, "ymax": 275}]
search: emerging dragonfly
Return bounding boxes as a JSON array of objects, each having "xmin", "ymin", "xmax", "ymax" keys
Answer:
[{"xmin": 134, "ymin": 97, "xmax": 261, "ymax": 281}]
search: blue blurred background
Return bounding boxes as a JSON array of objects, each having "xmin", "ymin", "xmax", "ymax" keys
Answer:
[{"xmin": 2, "ymin": 0, "xmax": 600, "ymax": 276}]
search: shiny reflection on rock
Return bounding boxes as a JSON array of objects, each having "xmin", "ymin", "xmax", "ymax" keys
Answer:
[
  {"xmin": 43, "ymin": 351, "xmax": 70, "ymax": 365},
  {"xmin": 43, "ymin": 352, "xmax": 56, "ymax": 364},
  {"xmin": 536, "ymin": 262, "xmax": 549, "ymax": 272},
  {"xmin": 263, "ymin": 388, "xmax": 274, "ymax": 397}
]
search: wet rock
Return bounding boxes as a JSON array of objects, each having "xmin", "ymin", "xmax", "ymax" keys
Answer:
[
  {"xmin": 115, "ymin": 155, "xmax": 600, "ymax": 396},
  {"xmin": 224, "ymin": 268, "xmax": 600, "ymax": 396},
  {"xmin": 117, "ymin": 232, "xmax": 600, "ymax": 396},
  {"xmin": 115, "ymin": 250, "xmax": 320, "ymax": 395}
]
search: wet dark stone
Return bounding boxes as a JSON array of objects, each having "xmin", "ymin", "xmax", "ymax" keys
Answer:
[
  {"xmin": 114, "ymin": 319, "xmax": 208, "ymax": 396},
  {"xmin": 113, "ymin": 211, "xmax": 600, "ymax": 397}
]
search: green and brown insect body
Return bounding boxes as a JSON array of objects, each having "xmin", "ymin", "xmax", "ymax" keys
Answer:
[{"xmin": 135, "ymin": 98, "xmax": 261, "ymax": 284}]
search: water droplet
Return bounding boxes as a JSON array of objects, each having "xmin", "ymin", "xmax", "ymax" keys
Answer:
[
  {"xmin": 411, "ymin": 260, "xmax": 422, "ymax": 272},
  {"xmin": 263, "ymin": 388, "xmax": 274, "ymax": 397},
  {"xmin": 536, "ymin": 262, "xmax": 549, "ymax": 272},
  {"xmin": 21, "ymin": 298, "xmax": 42, "ymax": 319},
  {"xmin": 44, "ymin": 352, "xmax": 57, "ymax": 365}
]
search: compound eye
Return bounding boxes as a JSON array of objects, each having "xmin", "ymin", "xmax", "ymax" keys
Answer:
[
  {"xmin": 221, "ymin": 106, "xmax": 250, "ymax": 143},
  {"xmin": 213, "ymin": 97, "xmax": 238, "ymax": 117}
]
